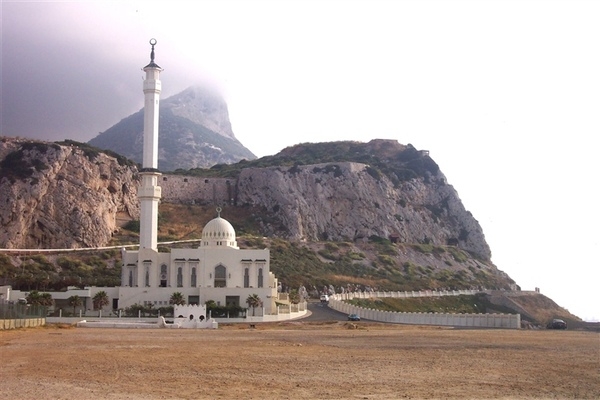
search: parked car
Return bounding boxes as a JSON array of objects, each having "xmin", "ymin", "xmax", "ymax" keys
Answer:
[
  {"xmin": 348, "ymin": 314, "xmax": 361, "ymax": 321},
  {"xmin": 547, "ymin": 319, "xmax": 567, "ymax": 329}
]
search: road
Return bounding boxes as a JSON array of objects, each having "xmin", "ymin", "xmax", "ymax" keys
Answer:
[{"xmin": 303, "ymin": 301, "xmax": 349, "ymax": 321}]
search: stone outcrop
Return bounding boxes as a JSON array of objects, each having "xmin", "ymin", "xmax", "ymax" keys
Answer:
[
  {"xmin": 88, "ymin": 85, "xmax": 256, "ymax": 171},
  {"xmin": 235, "ymin": 162, "xmax": 491, "ymax": 260},
  {"xmin": 0, "ymin": 137, "xmax": 491, "ymax": 262},
  {"xmin": 0, "ymin": 138, "xmax": 139, "ymax": 249}
]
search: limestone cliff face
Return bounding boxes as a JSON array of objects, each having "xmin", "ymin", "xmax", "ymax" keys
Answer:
[
  {"xmin": 0, "ymin": 138, "xmax": 139, "ymax": 249},
  {"xmin": 88, "ymin": 86, "xmax": 256, "ymax": 171},
  {"xmin": 235, "ymin": 162, "xmax": 491, "ymax": 260},
  {"xmin": 0, "ymin": 137, "xmax": 491, "ymax": 261}
]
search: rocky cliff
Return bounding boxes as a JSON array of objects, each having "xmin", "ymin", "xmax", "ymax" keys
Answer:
[
  {"xmin": 0, "ymin": 138, "xmax": 139, "ymax": 249},
  {"xmin": 236, "ymin": 161, "xmax": 490, "ymax": 260},
  {"xmin": 88, "ymin": 86, "xmax": 256, "ymax": 171},
  {"xmin": 0, "ymin": 137, "xmax": 491, "ymax": 263}
]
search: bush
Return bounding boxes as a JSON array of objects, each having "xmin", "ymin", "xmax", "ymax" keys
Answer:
[{"xmin": 123, "ymin": 220, "xmax": 140, "ymax": 233}]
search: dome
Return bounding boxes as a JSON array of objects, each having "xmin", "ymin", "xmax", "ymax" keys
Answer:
[
  {"xmin": 202, "ymin": 217, "xmax": 236, "ymax": 242},
  {"xmin": 200, "ymin": 208, "xmax": 238, "ymax": 248}
]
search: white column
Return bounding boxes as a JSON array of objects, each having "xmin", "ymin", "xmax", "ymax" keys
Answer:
[{"xmin": 139, "ymin": 39, "xmax": 163, "ymax": 250}]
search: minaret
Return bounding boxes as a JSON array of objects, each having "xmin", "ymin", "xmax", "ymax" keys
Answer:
[{"xmin": 138, "ymin": 38, "xmax": 163, "ymax": 250}]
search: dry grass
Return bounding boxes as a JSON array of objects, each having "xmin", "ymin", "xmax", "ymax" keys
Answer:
[{"xmin": 1, "ymin": 322, "xmax": 598, "ymax": 399}]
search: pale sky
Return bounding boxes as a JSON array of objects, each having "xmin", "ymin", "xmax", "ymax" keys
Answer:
[{"xmin": 1, "ymin": 0, "xmax": 599, "ymax": 321}]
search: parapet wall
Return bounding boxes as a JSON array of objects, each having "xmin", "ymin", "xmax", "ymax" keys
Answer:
[
  {"xmin": 0, "ymin": 318, "xmax": 46, "ymax": 330},
  {"xmin": 329, "ymin": 290, "xmax": 521, "ymax": 329},
  {"xmin": 160, "ymin": 175, "xmax": 234, "ymax": 205}
]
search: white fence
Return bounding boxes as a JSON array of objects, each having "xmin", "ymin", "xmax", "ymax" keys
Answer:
[{"xmin": 329, "ymin": 290, "xmax": 520, "ymax": 329}]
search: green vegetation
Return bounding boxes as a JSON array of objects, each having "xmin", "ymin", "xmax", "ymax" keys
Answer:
[
  {"xmin": 26, "ymin": 290, "xmax": 54, "ymax": 306},
  {"xmin": 169, "ymin": 292, "xmax": 186, "ymax": 306},
  {"xmin": 0, "ymin": 142, "xmax": 57, "ymax": 183},
  {"xmin": 448, "ymin": 247, "xmax": 469, "ymax": 263},
  {"xmin": 57, "ymin": 140, "xmax": 137, "ymax": 167},
  {"xmin": 346, "ymin": 294, "xmax": 509, "ymax": 314},
  {"xmin": 92, "ymin": 291, "xmax": 109, "ymax": 310},
  {"xmin": 246, "ymin": 294, "xmax": 263, "ymax": 316},
  {"xmin": 124, "ymin": 303, "xmax": 173, "ymax": 317},
  {"xmin": 172, "ymin": 141, "xmax": 439, "ymax": 186},
  {"xmin": 205, "ymin": 300, "xmax": 245, "ymax": 318}
]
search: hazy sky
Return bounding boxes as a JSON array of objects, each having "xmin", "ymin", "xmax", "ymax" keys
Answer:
[{"xmin": 2, "ymin": 0, "xmax": 599, "ymax": 321}]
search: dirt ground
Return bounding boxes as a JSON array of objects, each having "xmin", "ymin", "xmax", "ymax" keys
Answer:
[{"xmin": 1, "ymin": 321, "xmax": 598, "ymax": 400}]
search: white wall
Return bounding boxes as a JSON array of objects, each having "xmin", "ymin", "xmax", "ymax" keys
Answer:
[{"xmin": 329, "ymin": 290, "xmax": 520, "ymax": 329}]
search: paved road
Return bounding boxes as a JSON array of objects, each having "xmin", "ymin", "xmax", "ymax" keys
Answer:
[{"xmin": 304, "ymin": 301, "xmax": 349, "ymax": 321}]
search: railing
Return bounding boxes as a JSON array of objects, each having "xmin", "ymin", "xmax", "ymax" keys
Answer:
[
  {"xmin": 0, "ymin": 302, "xmax": 48, "ymax": 330},
  {"xmin": 328, "ymin": 290, "xmax": 521, "ymax": 329}
]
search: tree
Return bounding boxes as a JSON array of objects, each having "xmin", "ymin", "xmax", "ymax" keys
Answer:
[
  {"xmin": 68, "ymin": 295, "xmax": 82, "ymax": 315},
  {"xmin": 26, "ymin": 290, "xmax": 53, "ymax": 307},
  {"xmin": 289, "ymin": 289, "xmax": 301, "ymax": 304},
  {"xmin": 246, "ymin": 294, "xmax": 263, "ymax": 316},
  {"xmin": 92, "ymin": 291, "xmax": 109, "ymax": 311},
  {"xmin": 169, "ymin": 292, "xmax": 186, "ymax": 306},
  {"xmin": 205, "ymin": 299, "xmax": 217, "ymax": 309}
]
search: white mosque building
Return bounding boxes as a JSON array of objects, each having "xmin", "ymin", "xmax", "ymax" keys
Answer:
[
  {"xmin": 1, "ymin": 39, "xmax": 297, "ymax": 322},
  {"xmin": 119, "ymin": 206, "xmax": 279, "ymax": 314},
  {"xmin": 118, "ymin": 39, "xmax": 280, "ymax": 315}
]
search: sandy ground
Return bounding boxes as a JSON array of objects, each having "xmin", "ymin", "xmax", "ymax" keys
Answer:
[{"xmin": 1, "ymin": 321, "xmax": 598, "ymax": 400}]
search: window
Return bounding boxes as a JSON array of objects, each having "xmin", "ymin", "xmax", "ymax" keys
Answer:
[
  {"xmin": 128, "ymin": 270, "xmax": 133, "ymax": 287},
  {"xmin": 258, "ymin": 268, "xmax": 264, "ymax": 288},
  {"xmin": 160, "ymin": 264, "xmax": 168, "ymax": 287},
  {"xmin": 244, "ymin": 268, "xmax": 249, "ymax": 288},
  {"xmin": 214, "ymin": 265, "xmax": 226, "ymax": 288},
  {"xmin": 143, "ymin": 261, "xmax": 151, "ymax": 287},
  {"xmin": 191, "ymin": 267, "xmax": 197, "ymax": 287},
  {"xmin": 177, "ymin": 267, "xmax": 183, "ymax": 287}
]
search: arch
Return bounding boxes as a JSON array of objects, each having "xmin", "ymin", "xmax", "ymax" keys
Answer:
[
  {"xmin": 160, "ymin": 264, "xmax": 168, "ymax": 287},
  {"xmin": 244, "ymin": 268, "xmax": 250, "ymax": 288},
  {"xmin": 177, "ymin": 267, "xmax": 183, "ymax": 287},
  {"xmin": 191, "ymin": 267, "xmax": 197, "ymax": 287},
  {"xmin": 258, "ymin": 268, "xmax": 264, "ymax": 288},
  {"xmin": 214, "ymin": 264, "xmax": 226, "ymax": 288}
]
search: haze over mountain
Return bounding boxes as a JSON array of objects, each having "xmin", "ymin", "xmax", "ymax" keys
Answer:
[{"xmin": 88, "ymin": 86, "xmax": 256, "ymax": 171}]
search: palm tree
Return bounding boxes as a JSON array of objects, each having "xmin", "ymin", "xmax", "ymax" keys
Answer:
[
  {"xmin": 169, "ymin": 292, "xmax": 186, "ymax": 306},
  {"xmin": 92, "ymin": 291, "xmax": 109, "ymax": 311},
  {"xmin": 68, "ymin": 295, "xmax": 82, "ymax": 315},
  {"xmin": 26, "ymin": 290, "xmax": 54, "ymax": 306},
  {"xmin": 246, "ymin": 294, "xmax": 263, "ymax": 316}
]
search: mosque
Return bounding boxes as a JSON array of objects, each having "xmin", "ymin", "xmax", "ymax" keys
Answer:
[
  {"xmin": 118, "ymin": 39, "xmax": 277, "ymax": 314},
  {"xmin": 118, "ymin": 39, "xmax": 280, "ymax": 315},
  {"xmin": 1, "ymin": 39, "xmax": 292, "ymax": 322},
  {"xmin": 119, "ymin": 205, "xmax": 279, "ymax": 314}
]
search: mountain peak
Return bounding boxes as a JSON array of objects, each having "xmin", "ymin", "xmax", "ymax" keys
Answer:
[
  {"xmin": 163, "ymin": 85, "xmax": 236, "ymax": 140},
  {"xmin": 88, "ymin": 86, "xmax": 255, "ymax": 171}
]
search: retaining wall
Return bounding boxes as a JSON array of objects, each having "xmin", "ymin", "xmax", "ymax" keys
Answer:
[
  {"xmin": 160, "ymin": 175, "xmax": 233, "ymax": 204},
  {"xmin": 329, "ymin": 291, "xmax": 520, "ymax": 329},
  {"xmin": 0, "ymin": 318, "xmax": 46, "ymax": 330}
]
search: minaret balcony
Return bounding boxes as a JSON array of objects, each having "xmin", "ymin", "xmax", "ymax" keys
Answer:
[
  {"xmin": 143, "ymin": 80, "xmax": 162, "ymax": 91},
  {"xmin": 138, "ymin": 186, "xmax": 162, "ymax": 199}
]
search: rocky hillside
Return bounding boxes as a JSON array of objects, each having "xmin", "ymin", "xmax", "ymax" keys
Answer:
[
  {"xmin": 0, "ymin": 137, "xmax": 518, "ymax": 298},
  {"xmin": 1, "ymin": 138, "xmax": 491, "ymax": 262},
  {"xmin": 0, "ymin": 138, "xmax": 139, "ymax": 249},
  {"xmin": 181, "ymin": 139, "xmax": 491, "ymax": 260},
  {"xmin": 88, "ymin": 86, "xmax": 256, "ymax": 171}
]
